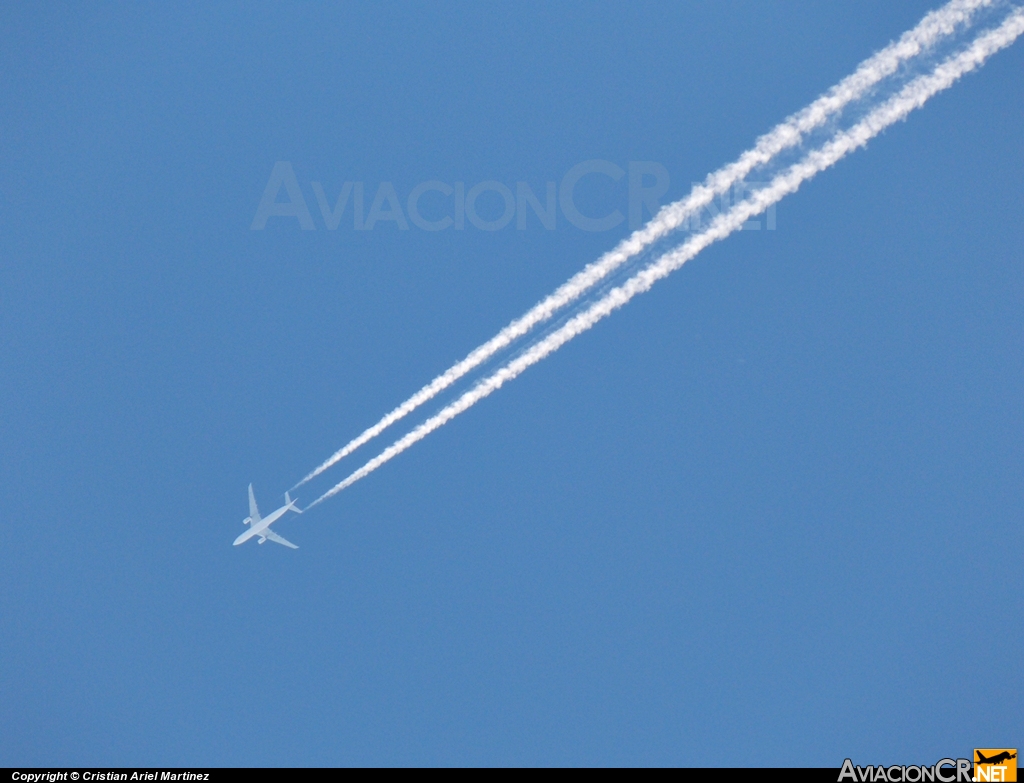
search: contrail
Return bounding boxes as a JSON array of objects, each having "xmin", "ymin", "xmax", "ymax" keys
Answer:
[
  {"xmin": 293, "ymin": 0, "xmax": 996, "ymax": 491},
  {"xmin": 306, "ymin": 7, "xmax": 1024, "ymax": 509}
]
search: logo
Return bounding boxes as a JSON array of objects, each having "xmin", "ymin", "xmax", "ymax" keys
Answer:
[
  {"xmin": 839, "ymin": 758, "xmax": 972, "ymax": 782},
  {"xmin": 974, "ymin": 750, "xmax": 1017, "ymax": 782},
  {"xmin": 248, "ymin": 160, "xmax": 780, "ymax": 234}
]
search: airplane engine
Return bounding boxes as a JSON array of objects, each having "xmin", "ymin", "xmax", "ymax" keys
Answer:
[{"xmin": 243, "ymin": 517, "xmax": 251, "ymax": 526}]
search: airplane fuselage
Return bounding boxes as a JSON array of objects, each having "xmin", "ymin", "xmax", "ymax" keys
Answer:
[
  {"xmin": 233, "ymin": 505, "xmax": 290, "ymax": 546},
  {"xmin": 233, "ymin": 484, "xmax": 301, "ymax": 549}
]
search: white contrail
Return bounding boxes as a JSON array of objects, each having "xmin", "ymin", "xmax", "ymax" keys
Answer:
[
  {"xmin": 293, "ymin": 0, "xmax": 995, "ymax": 490},
  {"xmin": 306, "ymin": 8, "xmax": 1024, "ymax": 508}
]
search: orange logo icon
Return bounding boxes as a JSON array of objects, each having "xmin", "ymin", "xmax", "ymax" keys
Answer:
[{"xmin": 974, "ymin": 750, "xmax": 1017, "ymax": 782}]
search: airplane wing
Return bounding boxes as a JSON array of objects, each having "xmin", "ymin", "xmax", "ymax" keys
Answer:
[
  {"xmin": 248, "ymin": 484, "xmax": 261, "ymax": 524},
  {"xmin": 263, "ymin": 528, "xmax": 298, "ymax": 549}
]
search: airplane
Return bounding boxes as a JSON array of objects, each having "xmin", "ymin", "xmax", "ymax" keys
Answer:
[
  {"xmin": 976, "ymin": 751, "xmax": 1017, "ymax": 765},
  {"xmin": 233, "ymin": 484, "xmax": 302, "ymax": 549}
]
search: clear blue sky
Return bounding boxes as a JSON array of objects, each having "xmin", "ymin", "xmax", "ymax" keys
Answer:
[{"xmin": 1, "ymin": 2, "xmax": 1021, "ymax": 766}]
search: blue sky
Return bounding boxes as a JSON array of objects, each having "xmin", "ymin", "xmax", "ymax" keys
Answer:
[{"xmin": 1, "ymin": 2, "xmax": 1021, "ymax": 766}]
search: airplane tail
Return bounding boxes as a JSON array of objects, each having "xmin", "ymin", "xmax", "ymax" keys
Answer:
[{"xmin": 285, "ymin": 491, "xmax": 303, "ymax": 514}]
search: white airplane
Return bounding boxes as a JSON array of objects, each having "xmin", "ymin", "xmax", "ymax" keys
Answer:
[{"xmin": 233, "ymin": 484, "xmax": 302, "ymax": 549}]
